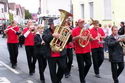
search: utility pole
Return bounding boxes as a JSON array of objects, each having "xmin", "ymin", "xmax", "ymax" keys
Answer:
[
  {"xmin": 70, "ymin": 0, "xmax": 73, "ymax": 14},
  {"xmin": 38, "ymin": 0, "xmax": 41, "ymax": 14}
]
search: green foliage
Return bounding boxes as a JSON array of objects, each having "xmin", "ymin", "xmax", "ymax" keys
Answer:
[
  {"xmin": 25, "ymin": 10, "xmax": 32, "ymax": 19},
  {"xmin": 9, "ymin": 13, "xmax": 13, "ymax": 22}
]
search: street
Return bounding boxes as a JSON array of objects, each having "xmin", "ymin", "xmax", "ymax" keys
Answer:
[{"xmin": 0, "ymin": 34, "xmax": 125, "ymax": 83}]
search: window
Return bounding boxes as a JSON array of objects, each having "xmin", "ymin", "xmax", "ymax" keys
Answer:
[
  {"xmin": 89, "ymin": 2, "xmax": 94, "ymax": 18},
  {"xmin": 103, "ymin": 0, "xmax": 112, "ymax": 20},
  {"xmin": 80, "ymin": 4, "xmax": 84, "ymax": 18},
  {"xmin": 16, "ymin": 8, "xmax": 19, "ymax": 15},
  {"xmin": 1, "ymin": 8, "xmax": 4, "ymax": 13}
]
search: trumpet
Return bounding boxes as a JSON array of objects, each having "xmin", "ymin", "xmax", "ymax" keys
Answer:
[
  {"xmin": 29, "ymin": 25, "xmax": 36, "ymax": 33},
  {"xmin": 94, "ymin": 32, "xmax": 105, "ymax": 44},
  {"xmin": 78, "ymin": 28, "xmax": 91, "ymax": 48},
  {"xmin": 117, "ymin": 35, "xmax": 125, "ymax": 48},
  {"xmin": 118, "ymin": 35, "xmax": 125, "ymax": 39}
]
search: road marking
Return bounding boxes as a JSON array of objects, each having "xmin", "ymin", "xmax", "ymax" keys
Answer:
[
  {"xmin": 0, "ymin": 61, "xmax": 20, "ymax": 74},
  {"xmin": 0, "ymin": 77, "xmax": 10, "ymax": 83},
  {"xmin": 26, "ymin": 80, "xmax": 34, "ymax": 83},
  {"xmin": 0, "ymin": 63, "xmax": 3, "ymax": 66}
]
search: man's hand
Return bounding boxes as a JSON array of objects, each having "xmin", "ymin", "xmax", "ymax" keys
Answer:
[
  {"xmin": 41, "ymin": 41, "xmax": 45, "ymax": 45},
  {"xmin": 117, "ymin": 38, "xmax": 125, "ymax": 42},
  {"xmin": 52, "ymin": 33, "xmax": 61, "ymax": 39}
]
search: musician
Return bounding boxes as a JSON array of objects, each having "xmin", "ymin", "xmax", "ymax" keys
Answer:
[
  {"xmin": 4, "ymin": 20, "xmax": 20, "ymax": 68},
  {"xmin": 75, "ymin": 21, "xmax": 78, "ymax": 27},
  {"xmin": 118, "ymin": 22, "xmax": 125, "ymax": 35},
  {"xmin": 72, "ymin": 19, "xmax": 92, "ymax": 83},
  {"xmin": 107, "ymin": 26, "xmax": 124, "ymax": 83},
  {"xmin": 90, "ymin": 20, "xmax": 105, "ymax": 78},
  {"xmin": 34, "ymin": 25, "xmax": 47, "ymax": 83},
  {"xmin": 64, "ymin": 21, "xmax": 74, "ymax": 78},
  {"xmin": 23, "ymin": 20, "xmax": 36, "ymax": 75},
  {"xmin": 42, "ymin": 19, "xmax": 67, "ymax": 83}
]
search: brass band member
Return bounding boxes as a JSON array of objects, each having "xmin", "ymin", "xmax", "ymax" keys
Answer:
[
  {"xmin": 118, "ymin": 22, "xmax": 125, "ymax": 35},
  {"xmin": 65, "ymin": 21, "xmax": 74, "ymax": 78},
  {"xmin": 42, "ymin": 19, "xmax": 69, "ymax": 83},
  {"xmin": 72, "ymin": 19, "xmax": 92, "ymax": 83},
  {"xmin": 22, "ymin": 20, "xmax": 37, "ymax": 75},
  {"xmin": 107, "ymin": 26, "xmax": 124, "ymax": 83},
  {"xmin": 34, "ymin": 25, "xmax": 47, "ymax": 83},
  {"xmin": 4, "ymin": 21, "xmax": 20, "ymax": 68},
  {"xmin": 90, "ymin": 20, "xmax": 105, "ymax": 78}
]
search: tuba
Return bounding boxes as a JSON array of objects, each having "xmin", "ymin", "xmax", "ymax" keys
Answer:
[
  {"xmin": 50, "ymin": 9, "xmax": 72, "ymax": 52},
  {"xmin": 78, "ymin": 28, "xmax": 91, "ymax": 48}
]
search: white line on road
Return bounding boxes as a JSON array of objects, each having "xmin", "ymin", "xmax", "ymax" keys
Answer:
[
  {"xmin": 0, "ymin": 77, "xmax": 10, "ymax": 83},
  {"xmin": 26, "ymin": 80, "xmax": 34, "ymax": 83},
  {"xmin": 0, "ymin": 61, "xmax": 20, "ymax": 74}
]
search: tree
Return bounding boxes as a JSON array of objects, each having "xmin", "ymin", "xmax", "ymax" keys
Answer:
[
  {"xmin": 25, "ymin": 10, "xmax": 32, "ymax": 19},
  {"xmin": 9, "ymin": 13, "xmax": 13, "ymax": 23}
]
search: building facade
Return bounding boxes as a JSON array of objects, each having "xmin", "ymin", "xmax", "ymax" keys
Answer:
[
  {"xmin": 8, "ymin": 3, "xmax": 25, "ymax": 24},
  {"xmin": 72, "ymin": 0, "xmax": 125, "ymax": 26},
  {"xmin": 0, "ymin": 0, "xmax": 9, "ymax": 20}
]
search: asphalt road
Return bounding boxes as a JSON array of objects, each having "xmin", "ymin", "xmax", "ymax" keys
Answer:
[{"xmin": 0, "ymin": 34, "xmax": 125, "ymax": 83}]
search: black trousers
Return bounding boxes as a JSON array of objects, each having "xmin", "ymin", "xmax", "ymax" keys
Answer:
[
  {"xmin": 111, "ymin": 62, "xmax": 124, "ymax": 83},
  {"xmin": 37, "ymin": 54, "xmax": 47, "ymax": 81},
  {"xmin": 76, "ymin": 52, "xmax": 92, "ymax": 83},
  {"xmin": 48, "ymin": 56, "xmax": 66, "ymax": 83},
  {"xmin": 65, "ymin": 48, "xmax": 73, "ymax": 75},
  {"xmin": 25, "ymin": 46, "xmax": 37, "ymax": 73},
  {"xmin": 91, "ymin": 47, "xmax": 104, "ymax": 74},
  {"xmin": 7, "ymin": 43, "xmax": 18, "ymax": 65}
]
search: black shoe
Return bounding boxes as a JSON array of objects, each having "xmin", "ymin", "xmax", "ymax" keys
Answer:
[
  {"xmin": 95, "ymin": 74, "xmax": 101, "ymax": 78},
  {"xmin": 32, "ymin": 70, "xmax": 35, "ymax": 73},
  {"xmin": 114, "ymin": 80, "xmax": 119, "ymax": 83},
  {"xmin": 41, "ymin": 80, "xmax": 45, "ymax": 83},
  {"xmin": 65, "ymin": 74, "xmax": 71, "ymax": 78},
  {"xmin": 59, "ymin": 81, "xmax": 62, "ymax": 83},
  {"xmin": 81, "ymin": 79, "xmax": 86, "ymax": 83},
  {"xmin": 29, "ymin": 72, "xmax": 33, "ymax": 76},
  {"xmin": 12, "ymin": 64, "xmax": 16, "ymax": 69}
]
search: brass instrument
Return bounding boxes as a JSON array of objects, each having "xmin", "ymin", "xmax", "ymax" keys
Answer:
[
  {"xmin": 89, "ymin": 18, "xmax": 105, "ymax": 43},
  {"xmin": 29, "ymin": 25, "xmax": 36, "ymax": 33},
  {"xmin": 50, "ymin": 9, "xmax": 72, "ymax": 52},
  {"xmin": 117, "ymin": 35, "xmax": 125, "ymax": 48},
  {"xmin": 78, "ymin": 18, "xmax": 95, "ymax": 48},
  {"xmin": 115, "ymin": 35, "xmax": 125, "ymax": 56},
  {"xmin": 78, "ymin": 28, "xmax": 91, "ymax": 48}
]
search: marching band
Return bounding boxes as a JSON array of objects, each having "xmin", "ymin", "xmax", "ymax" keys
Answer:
[{"xmin": 3, "ymin": 9, "xmax": 125, "ymax": 83}]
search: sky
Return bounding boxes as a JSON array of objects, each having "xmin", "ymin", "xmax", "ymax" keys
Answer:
[
  {"xmin": 8, "ymin": 0, "xmax": 39, "ymax": 13},
  {"xmin": 8, "ymin": 0, "xmax": 71, "ymax": 14}
]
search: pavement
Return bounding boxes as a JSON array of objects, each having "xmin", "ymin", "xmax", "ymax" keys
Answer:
[{"xmin": 0, "ymin": 34, "xmax": 125, "ymax": 83}]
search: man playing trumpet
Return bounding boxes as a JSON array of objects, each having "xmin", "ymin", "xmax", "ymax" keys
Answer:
[
  {"xmin": 90, "ymin": 20, "xmax": 105, "ymax": 78},
  {"xmin": 22, "ymin": 20, "xmax": 37, "ymax": 76},
  {"xmin": 72, "ymin": 19, "xmax": 92, "ymax": 83},
  {"xmin": 107, "ymin": 26, "xmax": 124, "ymax": 83}
]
